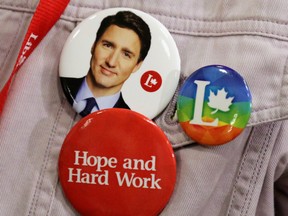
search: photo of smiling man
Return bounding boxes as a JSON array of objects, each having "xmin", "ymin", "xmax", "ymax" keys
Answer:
[{"xmin": 60, "ymin": 11, "xmax": 151, "ymax": 117}]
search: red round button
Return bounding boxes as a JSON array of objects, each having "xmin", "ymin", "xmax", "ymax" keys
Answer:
[
  {"xmin": 140, "ymin": 70, "xmax": 162, "ymax": 92},
  {"xmin": 58, "ymin": 109, "xmax": 176, "ymax": 216}
]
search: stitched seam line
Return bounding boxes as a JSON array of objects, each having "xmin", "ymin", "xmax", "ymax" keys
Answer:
[
  {"xmin": 240, "ymin": 122, "xmax": 275, "ymax": 216},
  {"xmin": 249, "ymin": 114, "xmax": 288, "ymax": 126},
  {"xmin": 252, "ymin": 105, "xmax": 281, "ymax": 112},
  {"xmin": 45, "ymin": 100, "xmax": 71, "ymax": 216},
  {"xmin": 0, "ymin": 11, "xmax": 25, "ymax": 71},
  {"xmin": 45, "ymin": 173, "xmax": 58, "ymax": 216},
  {"xmin": 280, "ymin": 55, "xmax": 288, "ymax": 109},
  {"xmin": 45, "ymin": 101, "xmax": 78, "ymax": 216},
  {"xmin": 68, "ymin": 2, "xmax": 102, "ymax": 10},
  {"xmin": 151, "ymin": 11, "xmax": 288, "ymax": 26},
  {"xmin": 227, "ymin": 122, "xmax": 276, "ymax": 216},
  {"xmin": 1, "ymin": 3, "xmax": 288, "ymax": 40},
  {"xmin": 1, "ymin": 2, "xmax": 288, "ymax": 27},
  {"xmin": 168, "ymin": 28, "xmax": 288, "ymax": 41},
  {"xmin": 153, "ymin": 11, "xmax": 288, "ymax": 40},
  {"xmin": 227, "ymin": 127, "xmax": 256, "ymax": 216},
  {"xmin": 28, "ymin": 102, "xmax": 64, "ymax": 216},
  {"xmin": 0, "ymin": 4, "xmax": 34, "ymax": 13},
  {"xmin": 2, "ymin": 2, "xmax": 288, "ymax": 28},
  {"xmin": 2, "ymin": 1, "xmax": 288, "ymax": 27},
  {"xmin": 244, "ymin": 123, "xmax": 275, "ymax": 215}
]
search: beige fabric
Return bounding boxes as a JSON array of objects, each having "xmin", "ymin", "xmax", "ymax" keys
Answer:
[{"xmin": 0, "ymin": 0, "xmax": 287, "ymax": 215}]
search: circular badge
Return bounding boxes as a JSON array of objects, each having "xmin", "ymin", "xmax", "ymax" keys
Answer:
[
  {"xmin": 140, "ymin": 70, "xmax": 162, "ymax": 92},
  {"xmin": 59, "ymin": 8, "xmax": 180, "ymax": 119},
  {"xmin": 177, "ymin": 65, "xmax": 252, "ymax": 145},
  {"xmin": 58, "ymin": 109, "xmax": 176, "ymax": 216}
]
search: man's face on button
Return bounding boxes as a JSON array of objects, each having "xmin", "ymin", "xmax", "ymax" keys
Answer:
[{"xmin": 89, "ymin": 25, "xmax": 142, "ymax": 94}]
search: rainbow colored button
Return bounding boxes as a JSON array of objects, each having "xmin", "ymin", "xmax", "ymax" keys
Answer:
[{"xmin": 177, "ymin": 65, "xmax": 252, "ymax": 145}]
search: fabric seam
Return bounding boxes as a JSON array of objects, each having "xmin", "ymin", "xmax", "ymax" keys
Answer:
[
  {"xmin": 227, "ymin": 126, "xmax": 256, "ymax": 216},
  {"xmin": 28, "ymin": 100, "xmax": 65, "ymax": 216},
  {"xmin": 227, "ymin": 122, "xmax": 276, "ymax": 216},
  {"xmin": 2, "ymin": 3, "xmax": 288, "ymax": 27},
  {"xmin": 45, "ymin": 102, "xmax": 72, "ymax": 216},
  {"xmin": 46, "ymin": 101, "xmax": 78, "ymax": 216},
  {"xmin": 1, "ymin": 11, "xmax": 25, "ymax": 71},
  {"xmin": 1, "ymin": 4, "xmax": 288, "ymax": 41},
  {"xmin": 280, "ymin": 55, "xmax": 288, "ymax": 113},
  {"xmin": 46, "ymin": 170, "xmax": 58, "ymax": 216},
  {"xmin": 0, "ymin": 4, "xmax": 34, "ymax": 13},
  {"xmin": 241, "ymin": 123, "xmax": 274, "ymax": 216}
]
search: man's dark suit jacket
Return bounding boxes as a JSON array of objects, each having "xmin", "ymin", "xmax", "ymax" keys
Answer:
[{"xmin": 60, "ymin": 77, "xmax": 130, "ymax": 110}]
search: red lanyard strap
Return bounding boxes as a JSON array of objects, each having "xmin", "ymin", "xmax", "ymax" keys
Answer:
[{"xmin": 0, "ymin": 0, "xmax": 70, "ymax": 115}]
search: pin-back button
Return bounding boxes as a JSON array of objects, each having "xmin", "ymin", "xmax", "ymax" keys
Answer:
[
  {"xmin": 177, "ymin": 65, "xmax": 252, "ymax": 145},
  {"xmin": 58, "ymin": 109, "xmax": 176, "ymax": 216},
  {"xmin": 59, "ymin": 8, "xmax": 180, "ymax": 119}
]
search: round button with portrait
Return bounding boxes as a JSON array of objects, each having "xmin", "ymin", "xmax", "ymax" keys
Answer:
[{"xmin": 59, "ymin": 8, "xmax": 180, "ymax": 119}]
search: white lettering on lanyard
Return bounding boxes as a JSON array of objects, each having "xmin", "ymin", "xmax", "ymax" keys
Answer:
[{"xmin": 16, "ymin": 33, "xmax": 38, "ymax": 68}]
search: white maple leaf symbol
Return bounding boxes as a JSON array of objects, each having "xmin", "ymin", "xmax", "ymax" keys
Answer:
[
  {"xmin": 208, "ymin": 88, "xmax": 234, "ymax": 114},
  {"xmin": 150, "ymin": 78, "xmax": 158, "ymax": 86}
]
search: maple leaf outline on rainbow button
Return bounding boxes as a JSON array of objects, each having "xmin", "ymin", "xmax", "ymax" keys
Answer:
[{"xmin": 207, "ymin": 88, "xmax": 234, "ymax": 114}]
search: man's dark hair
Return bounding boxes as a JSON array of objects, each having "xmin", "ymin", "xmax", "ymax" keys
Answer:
[{"xmin": 95, "ymin": 11, "xmax": 151, "ymax": 63}]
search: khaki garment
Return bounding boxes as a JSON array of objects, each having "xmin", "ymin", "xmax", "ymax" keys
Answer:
[{"xmin": 0, "ymin": 0, "xmax": 287, "ymax": 215}]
